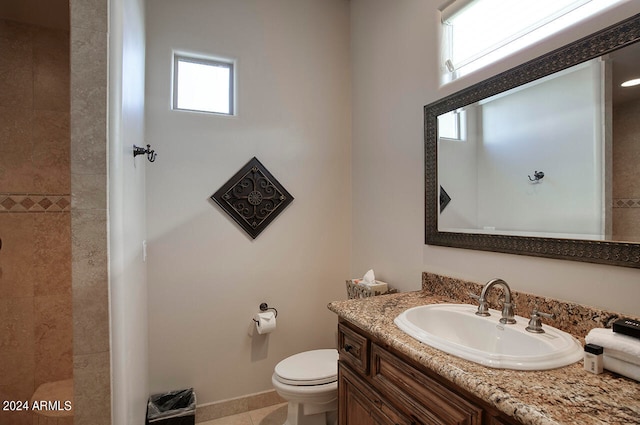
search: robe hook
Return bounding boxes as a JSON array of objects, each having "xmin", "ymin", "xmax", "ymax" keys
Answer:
[
  {"xmin": 528, "ymin": 170, "xmax": 544, "ymax": 183},
  {"xmin": 133, "ymin": 144, "xmax": 157, "ymax": 162}
]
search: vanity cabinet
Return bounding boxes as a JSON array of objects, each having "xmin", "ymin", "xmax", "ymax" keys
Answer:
[{"xmin": 337, "ymin": 321, "xmax": 522, "ymax": 425}]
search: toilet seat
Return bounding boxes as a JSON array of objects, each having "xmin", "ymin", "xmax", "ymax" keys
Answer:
[{"xmin": 274, "ymin": 349, "xmax": 338, "ymax": 386}]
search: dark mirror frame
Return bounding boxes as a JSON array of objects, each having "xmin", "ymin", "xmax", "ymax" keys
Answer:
[{"xmin": 425, "ymin": 13, "xmax": 640, "ymax": 268}]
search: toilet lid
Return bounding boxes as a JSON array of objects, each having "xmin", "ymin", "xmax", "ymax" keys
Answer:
[{"xmin": 274, "ymin": 349, "xmax": 338, "ymax": 385}]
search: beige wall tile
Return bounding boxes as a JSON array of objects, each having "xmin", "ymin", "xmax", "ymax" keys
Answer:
[
  {"xmin": 0, "ymin": 20, "xmax": 33, "ymax": 109},
  {"xmin": 612, "ymin": 208, "xmax": 640, "ymax": 242},
  {"xmin": 0, "ymin": 106, "xmax": 34, "ymax": 192},
  {"xmin": 613, "ymin": 98, "xmax": 640, "ymax": 198},
  {"xmin": 0, "ymin": 105, "xmax": 32, "ymax": 152},
  {"xmin": 0, "ymin": 16, "xmax": 74, "ymax": 425},
  {"xmin": 71, "ymin": 173, "xmax": 107, "ymax": 210},
  {"xmin": 34, "ymin": 295, "xmax": 73, "ymax": 387},
  {"xmin": 195, "ymin": 390, "xmax": 286, "ymax": 423},
  {"xmin": 72, "ymin": 283, "xmax": 109, "ymax": 355},
  {"xmin": 32, "ymin": 213, "xmax": 72, "ymax": 297},
  {"xmin": 70, "ymin": 26, "xmax": 107, "ymax": 176},
  {"xmin": 0, "ymin": 297, "xmax": 35, "ymax": 425},
  {"xmin": 247, "ymin": 390, "xmax": 285, "ymax": 411},
  {"xmin": 33, "ymin": 27, "xmax": 70, "ymax": 112},
  {"xmin": 0, "ymin": 20, "xmax": 70, "ymax": 193},
  {"xmin": 0, "ymin": 108, "xmax": 69, "ymax": 193},
  {"xmin": 71, "ymin": 209, "xmax": 107, "ymax": 288},
  {"xmin": 0, "ymin": 214, "xmax": 35, "ymax": 297},
  {"xmin": 32, "ymin": 110, "xmax": 71, "ymax": 194},
  {"xmin": 70, "ymin": 0, "xmax": 111, "ymax": 421},
  {"xmin": 70, "ymin": 0, "xmax": 108, "ymax": 33},
  {"xmin": 73, "ymin": 351, "xmax": 111, "ymax": 425}
]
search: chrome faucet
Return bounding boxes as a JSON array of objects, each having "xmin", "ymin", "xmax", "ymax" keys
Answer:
[{"xmin": 472, "ymin": 278, "xmax": 516, "ymax": 324}]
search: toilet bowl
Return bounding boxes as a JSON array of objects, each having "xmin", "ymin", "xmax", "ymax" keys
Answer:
[{"xmin": 272, "ymin": 349, "xmax": 338, "ymax": 425}]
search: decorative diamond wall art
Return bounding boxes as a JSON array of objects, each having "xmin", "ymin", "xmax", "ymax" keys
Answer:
[
  {"xmin": 439, "ymin": 186, "xmax": 451, "ymax": 213},
  {"xmin": 211, "ymin": 157, "xmax": 294, "ymax": 239}
]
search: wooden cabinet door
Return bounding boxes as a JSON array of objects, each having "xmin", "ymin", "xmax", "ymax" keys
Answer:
[
  {"xmin": 370, "ymin": 344, "xmax": 482, "ymax": 425},
  {"xmin": 339, "ymin": 363, "xmax": 412, "ymax": 425}
]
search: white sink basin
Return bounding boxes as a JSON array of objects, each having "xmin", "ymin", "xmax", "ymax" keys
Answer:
[{"xmin": 394, "ymin": 303, "xmax": 583, "ymax": 370}]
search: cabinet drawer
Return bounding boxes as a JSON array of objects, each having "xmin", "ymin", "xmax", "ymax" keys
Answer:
[
  {"xmin": 339, "ymin": 362, "xmax": 413, "ymax": 425},
  {"xmin": 371, "ymin": 344, "xmax": 482, "ymax": 425},
  {"xmin": 338, "ymin": 323, "xmax": 369, "ymax": 374}
]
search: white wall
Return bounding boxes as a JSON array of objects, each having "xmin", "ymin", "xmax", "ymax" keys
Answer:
[
  {"xmin": 108, "ymin": 0, "xmax": 149, "ymax": 423},
  {"xmin": 351, "ymin": 0, "xmax": 640, "ymax": 316},
  {"xmin": 145, "ymin": 0, "xmax": 351, "ymax": 405},
  {"xmin": 440, "ymin": 63, "xmax": 606, "ymax": 237},
  {"xmin": 477, "ymin": 62, "xmax": 603, "ymax": 236}
]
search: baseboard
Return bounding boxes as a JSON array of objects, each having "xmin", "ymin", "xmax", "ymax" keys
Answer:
[{"xmin": 195, "ymin": 389, "xmax": 285, "ymax": 423}]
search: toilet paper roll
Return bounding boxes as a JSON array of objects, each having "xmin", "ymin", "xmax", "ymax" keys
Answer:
[{"xmin": 254, "ymin": 311, "xmax": 277, "ymax": 335}]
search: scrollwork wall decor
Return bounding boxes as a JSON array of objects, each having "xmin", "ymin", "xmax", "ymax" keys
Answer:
[{"xmin": 211, "ymin": 157, "xmax": 294, "ymax": 239}]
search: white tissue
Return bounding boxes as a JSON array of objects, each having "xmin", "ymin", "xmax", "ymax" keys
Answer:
[
  {"xmin": 254, "ymin": 312, "xmax": 277, "ymax": 335},
  {"xmin": 363, "ymin": 269, "xmax": 375, "ymax": 284},
  {"xmin": 585, "ymin": 328, "xmax": 640, "ymax": 365}
]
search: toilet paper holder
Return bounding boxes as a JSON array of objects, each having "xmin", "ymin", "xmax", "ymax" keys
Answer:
[{"xmin": 253, "ymin": 302, "xmax": 278, "ymax": 324}]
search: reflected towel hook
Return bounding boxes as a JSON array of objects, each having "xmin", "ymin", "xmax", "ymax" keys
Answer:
[
  {"xmin": 133, "ymin": 144, "xmax": 157, "ymax": 162},
  {"xmin": 528, "ymin": 170, "xmax": 544, "ymax": 183}
]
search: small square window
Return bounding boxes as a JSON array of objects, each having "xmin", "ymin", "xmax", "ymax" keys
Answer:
[
  {"xmin": 173, "ymin": 54, "xmax": 234, "ymax": 115},
  {"xmin": 438, "ymin": 109, "xmax": 466, "ymax": 141}
]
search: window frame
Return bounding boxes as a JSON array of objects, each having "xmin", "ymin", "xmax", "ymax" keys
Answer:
[
  {"xmin": 172, "ymin": 53, "xmax": 235, "ymax": 116},
  {"xmin": 439, "ymin": 0, "xmax": 626, "ymax": 83}
]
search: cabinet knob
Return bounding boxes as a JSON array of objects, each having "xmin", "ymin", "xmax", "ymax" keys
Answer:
[{"xmin": 344, "ymin": 344, "xmax": 353, "ymax": 352}]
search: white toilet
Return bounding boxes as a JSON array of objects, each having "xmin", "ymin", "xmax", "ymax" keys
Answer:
[{"xmin": 272, "ymin": 349, "xmax": 339, "ymax": 425}]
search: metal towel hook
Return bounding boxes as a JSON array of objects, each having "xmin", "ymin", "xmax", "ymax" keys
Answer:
[
  {"xmin": 133, "ymin": 144, "xmax": 157, "ymax": 162},
  {"xmin": 528, "ymin": 170, "xmax": 544, "ymax": 183}
]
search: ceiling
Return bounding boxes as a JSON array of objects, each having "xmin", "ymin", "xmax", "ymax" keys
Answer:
[
  {"xmin": 0, "ymin": 0, "xmax": 69, "ymax": 30},
  {"xmin": 610, "ymin": 41, "xmax": 640, "ymax": 107}
]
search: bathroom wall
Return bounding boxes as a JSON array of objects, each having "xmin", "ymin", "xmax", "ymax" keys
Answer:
[
  {"xmin": 145, "ymin": 0, "xmax": 351, "ymax": 405},
  {"xmin": 439, "ymin": 62, "xmax": 606, "ymax": 237},
  {"xmin": 350, "ymin": 0, "xmax": 640, "ymax": 316},
  {"xmin": 109, "ymin": 0, "xmax": 149, "ymax": 423},
  {"xmin": 0, "ymin": 17, "xmax": 72, "ymax": 425},
  {"xmin": 477, "ymin": 63, "xmax": 603, "ymax": 237}
]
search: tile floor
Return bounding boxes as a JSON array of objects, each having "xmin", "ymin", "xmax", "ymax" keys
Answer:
[{"xmin": 200, "ymin": 402, "xmax": 288, "ymax": 425}]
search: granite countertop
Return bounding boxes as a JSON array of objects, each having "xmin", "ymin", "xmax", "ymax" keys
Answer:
[{"xmin": 328, "ymin": 290, "xmax": 640, "ymax": 425}]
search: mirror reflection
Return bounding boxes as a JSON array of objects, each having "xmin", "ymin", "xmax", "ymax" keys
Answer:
[{"xmin": 437, "ymin": 42, "xmax": 640, "ymax": 243}]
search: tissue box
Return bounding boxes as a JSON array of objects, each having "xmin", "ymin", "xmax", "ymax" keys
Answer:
[{"xmin": 346, "ymin": 279, "xmax": 391, "ymax": 299}]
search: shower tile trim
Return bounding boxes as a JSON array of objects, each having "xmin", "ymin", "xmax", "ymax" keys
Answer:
[
  {"xmin": 0, "ymin": 193, "xmax": 71, "ymax": 213},
  {"xmin": 613, "ymin": 198, "xmax": 640, "ymax": 208}
]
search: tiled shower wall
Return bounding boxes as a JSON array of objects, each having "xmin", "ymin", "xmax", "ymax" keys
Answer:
[
  {"xmin": 69, "ymin": 0, "xmax": 111, "ymax": 423},
  {"xmin": 613, "ymin": 98, "xmax": 640, "ymax": 242},
  {"xmin": 0, "ymin": 19, "xmax": 73, "ymax": 425}
]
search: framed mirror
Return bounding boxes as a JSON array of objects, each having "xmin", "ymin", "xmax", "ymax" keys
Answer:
[{"xmin": 425, "ymin": 13, "xmax": 640, "ymax": 268}]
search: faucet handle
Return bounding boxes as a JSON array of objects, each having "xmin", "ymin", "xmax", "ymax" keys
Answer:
[
  {"xmin": 469, "ymin": 292, "xmax": 490, "ymax": 317},
  {"xmin": 525, "ymin": 308, "xmax": 555, "ymax": 333}
]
